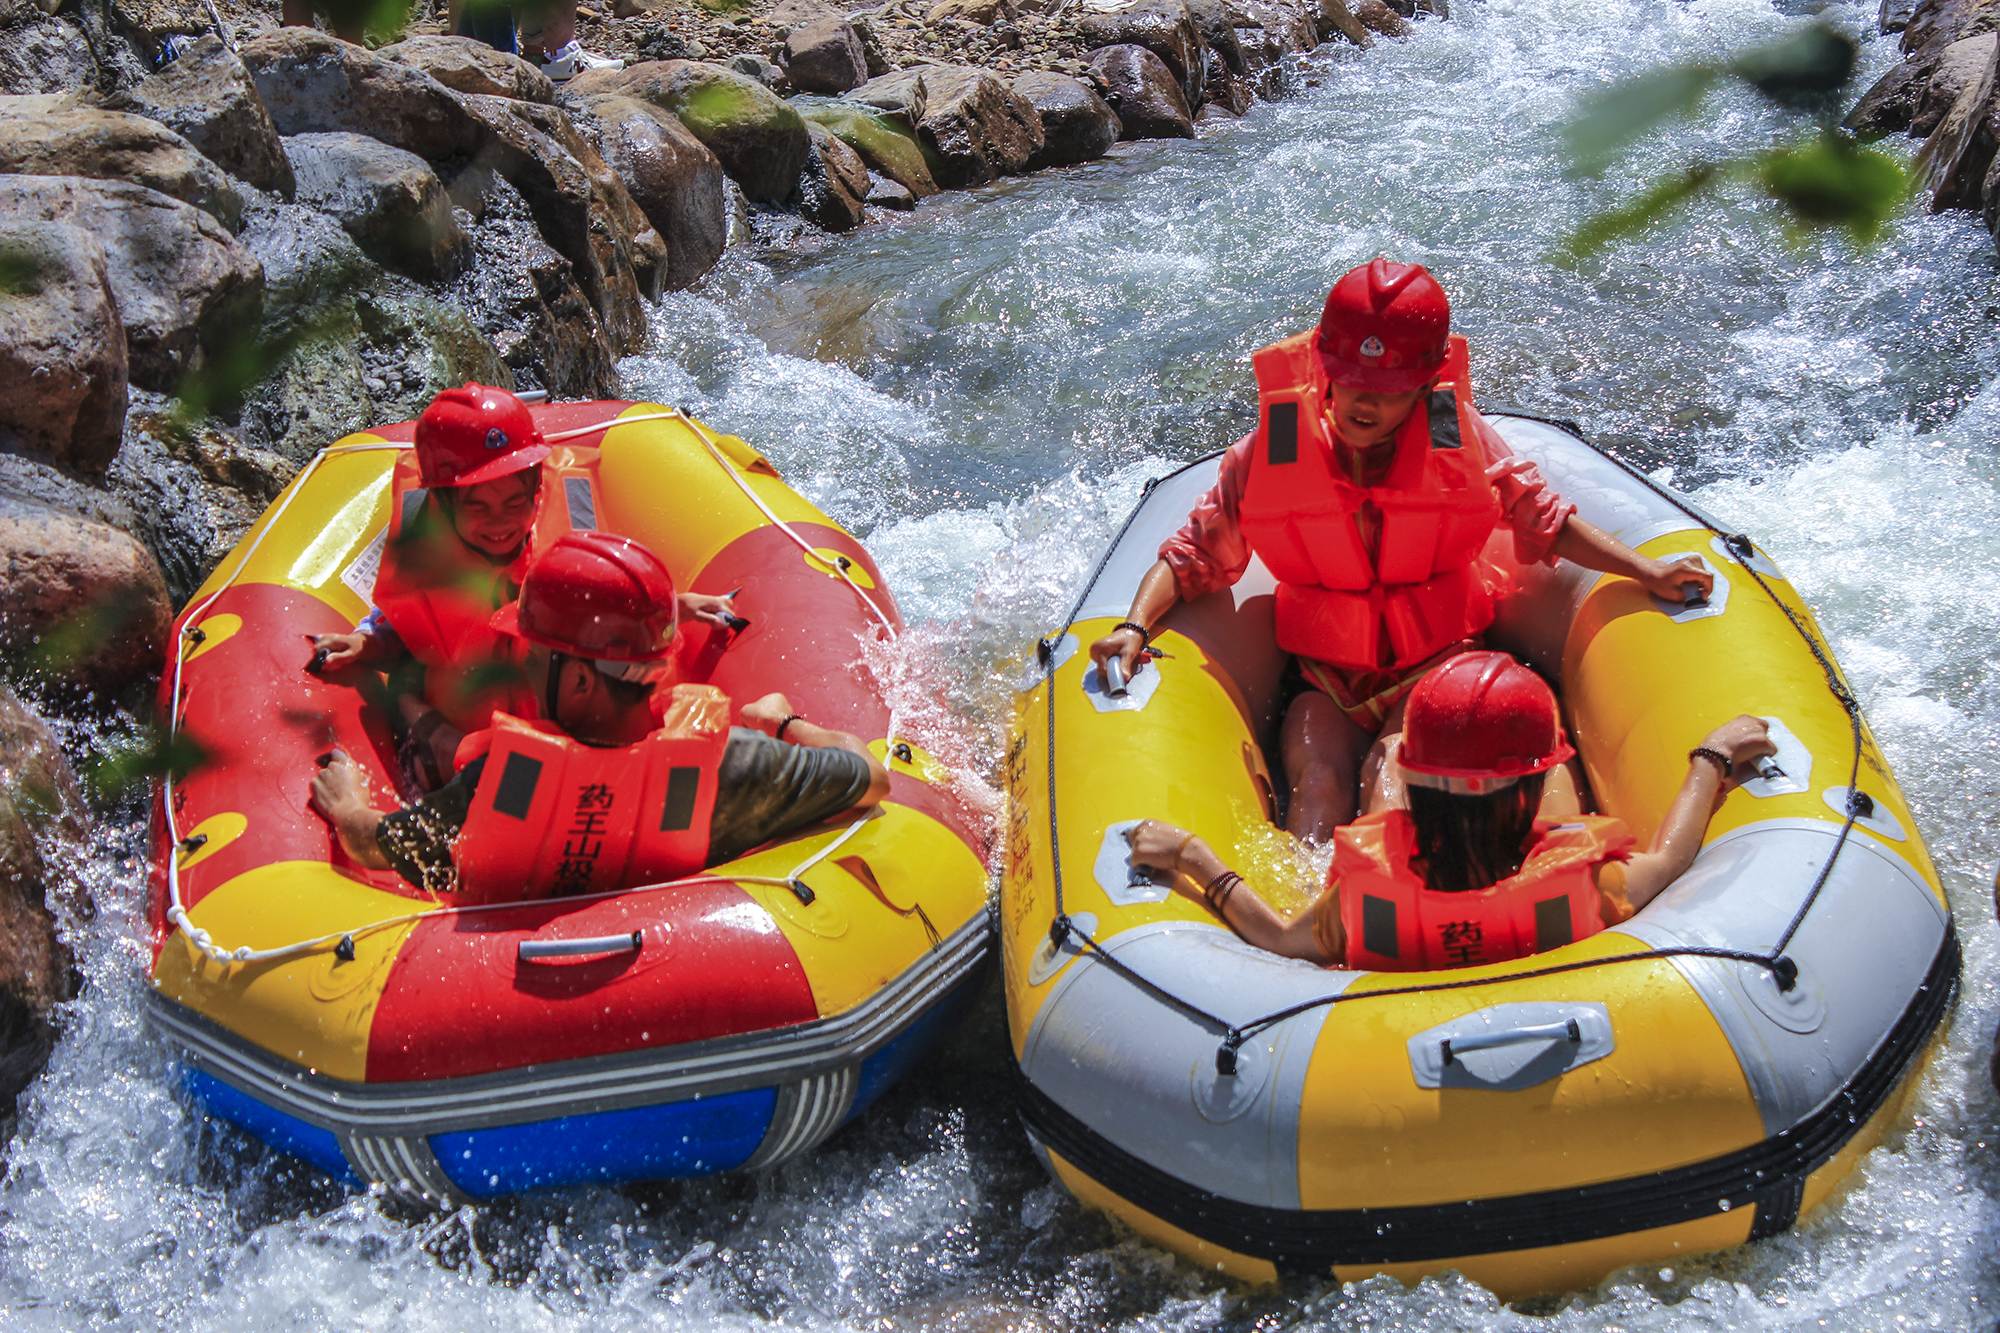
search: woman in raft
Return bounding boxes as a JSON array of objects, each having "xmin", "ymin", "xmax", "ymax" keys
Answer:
[
  {"xmin": 1091, "ymin": 259, "xmax": 1716, "ymax": 843},
  {"xmin": 1125, "ymin": 652, "xmax": 1774, "ymax": 970},
  {"xmin": 312, "ymin": 384, "xmax": 734, "ymax": 789}
]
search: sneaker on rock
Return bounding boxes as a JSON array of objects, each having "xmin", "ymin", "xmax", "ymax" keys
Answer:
[{"xmin": 538, "ymin": 39, "xmax": 621, "ymax": 82}]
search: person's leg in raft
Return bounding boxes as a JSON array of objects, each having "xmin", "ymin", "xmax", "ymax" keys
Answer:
[{"xmin": 1281, "ymin": 691, "xmax": 1376, "ymax": 842}]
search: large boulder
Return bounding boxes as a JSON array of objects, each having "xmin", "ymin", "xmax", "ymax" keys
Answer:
[
  {"xmin": 568, "ymin": 93, "xmax": 728, "ymax": 291},
  {"xmin": 0, "ymin": 101, "xmax": 245, "ymax": 232},
  {"xmin": 0, "ymin": 682, "xmax": 83, "ymax": 1133},
  {"xmin": 240, "ymin": 28, "xmax": 486, "ymax": 162},
  {"xmin": 1315, "ymin": 0, "xmax": 1373, "ymax": 44},
  {"xmin": 1902, "ymin": 0, "xmax": 2000, "ymax": 54},
  {"xmin": 796, "ymin": 120, "xmax": 869, "ymax": 230},
  {"xmin": 1914, "ymin": 33, "xmax": 1999, "ymax": 135},
  {"xmin": 798, "ymin": 99, "xmax": 939, "ymax": 195},
  {"xmin": 846, "ymin": 67, "xmax": 929, "ymax": 125},
  {"xmin": 378, "ymin": 34, "xmax": 556, "ymax": 103},
  {"xmin": 1087, "ymin": 45, "xmax": 1196, "ymax": 140},
  {"xmin": 0, "ymin": 175, "xmax": 263, "ymax": 394},
  {"xmin": 783, "ymin": 17, "xmax": 869, "ymax": 95},
  {"xmin": 1011, "ymin": 71, "xmax": 1121, "ymax": 168},
  {"xmin": 449, "ymin": 94, "xmax": 663, "ymax": 351},
  {"xmin": 861, "ymin": 64, "xmax": 1042, "ymax": 188},
  {"xmin": 1185, "ymin": 0, "xmax": 1248, "ymax": 73},
  {"xmin": 284, "ymin": 132, "xmax": 469, "ymax": 282},
  {"xmin": 1351, "ymin": 0, "xmax": 1410, "ymax": 36},
  {"xmin": 0, "ymin": 221, "xmax": 126, "ymax": 475},
  {"xmin": 1079, "ymin": 0, "xmax": 1206, "ymax": 107},
  {"xmin": 0, "ymin": 493, "xmax": 171, "ymax": 697},
  {"xmin": 86, "ymin": 36, "xmax": 294, "ymax": 198},
  {"xmin": 566, "ymin": 60, "xmax": 811, "ymax": 203},
  {"xmin": 1845, "ymin": 44, "xmax": 1946, "ymax": 138}
]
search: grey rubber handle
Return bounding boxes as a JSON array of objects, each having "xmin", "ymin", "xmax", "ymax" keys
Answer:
[
  {"xmin": 518, "ymin": 931, "xmax": 642, "ymax": 961},
  {"xmin": 1441, "ymin": 1017, "xmax": 1580, "ymax": 1065}
]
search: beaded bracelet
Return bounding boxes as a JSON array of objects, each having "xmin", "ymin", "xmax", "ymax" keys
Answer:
[
  {"xmin": 1114, "ymin": 621, "xmax": 1151, "ymax": 645},
  {"xmin": 777, "ymin": 714, "xmax": 805, "ymax": 742},
  {"xmin": 1688, "ymin": 745, "xmax": 1731, "ymax": 775}
]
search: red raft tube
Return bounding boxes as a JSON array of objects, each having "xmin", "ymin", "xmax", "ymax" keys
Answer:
[{"xmin": 147, "ymin": 401, "xmax": 992, "ymax": 1205}]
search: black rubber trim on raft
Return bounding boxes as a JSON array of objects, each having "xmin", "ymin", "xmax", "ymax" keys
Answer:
[{"xmin": 1015, "ymin": 924, "xmax": 1958, "ymax": 1272}]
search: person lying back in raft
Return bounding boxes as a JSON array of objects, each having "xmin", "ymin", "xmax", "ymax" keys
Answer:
[
  {"xmin": 1090, "ymin": 260, "xmax": 1715, "ymax": 844},
  {"xmin": 309, "ymin": 531, "xmax": 890, "ymax": 899},
  {"xmin": 311, "ymin": 384, "xmax": 737, "ymax": 791},
  {"xmin": 1125, "ymin": 652, "xmax": 1774, "ymax": 970}
]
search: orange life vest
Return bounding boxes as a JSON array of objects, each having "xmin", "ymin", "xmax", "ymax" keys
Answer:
[
  {"xmin": 372, "ymin": 452, "xmax": 542, "ymax": 733},
  {"xmin": 1333, "ymin": 810, "xmax": 1634, "ymax": 972},
  {"xmin": 1238, "ymin": 332, "xmax": 1501, "ymax": 671},
  {"xmin": 450, "ymin": 685, "xmax": 733, "ymax": 905}
]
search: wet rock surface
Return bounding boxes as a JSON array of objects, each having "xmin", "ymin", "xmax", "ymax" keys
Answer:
[
  {"xmin": 283, "ymin": 131, "xmax": 468, "ymax": 282},
  {"xmin": 0, "ymin": 492, "xmax": 171, "ymax": 698},
  {"xmin": 1088, "ymin": 44, "xmax": 1197, "ymax": 140},
  {"xmin": 798, "ymin": 98, "xmax": 940, "ymax": 196},
  {"xmin": 796, "ymin": 120, "xmax": 870, "ymax": 231},
  {"xmin": 1853, "ymin": 0, "xmax": 2000, "ymax": 247},
  {"xmin": 0, "ymin": 219, "xmax": 127, "ymax": 476},
  {"xmin": 0, "ymin": 100, "xmax": 245, "ymax": 231},
  {"xmin": 570, "ymin": 93, "xmax": 729, "ymax": 291},
  {"xmin": 568, "ymin": 60, "xmax": 812, "ymax": 204},
  {"xmin": 1080, "ymin": 0, "xmax": 1207, "ymax": 108},
  {"xmin": 1012, "ymin": 70, "xmax": 1122, "ymax": 169},
  {"xmin": 0, "ymin": 174, "xmax": 263, "ymax": 395},
  {"xmin": 84, "ymin": 35, "xmax": 295, "ymax": 198}
]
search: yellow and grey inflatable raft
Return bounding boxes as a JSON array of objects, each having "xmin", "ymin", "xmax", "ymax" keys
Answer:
[{"xmin": 1001, "ymin": 414, "xmax": 1956, "ymax": 1299}]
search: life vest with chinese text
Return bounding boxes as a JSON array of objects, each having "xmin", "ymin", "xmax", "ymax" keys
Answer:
[
  {"xmin": 1239, "ymin": 332, "xmax": 1501, "ymax": 671},
  {"xmin": 1333, "ymin": 810, "xmax": 1633, "ymax": 972},
  {"xmin": 449, "ymin": 685, "xmax": 732, "ymax": 904}
]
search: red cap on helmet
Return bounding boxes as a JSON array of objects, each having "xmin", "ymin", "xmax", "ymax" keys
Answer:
[
  {"xmin": 1398, "ymin": 652, "xmax": 1574, "ymax": 796},
  {"xmin": 413, "ymin": 383, "xmax": 551, "ymax": 488},
  {"xmin": 1314, "ymin": 259, "xmax": 1451, "ymax": 392},
  {"xmin": 492, "ymin": 532, "xmax": 678, "ymax": 680}
]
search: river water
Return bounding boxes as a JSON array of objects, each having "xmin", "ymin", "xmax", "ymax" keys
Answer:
[{"xmin": 7, "ymin": 0, "xmax": 2000, "ymax": 1326}]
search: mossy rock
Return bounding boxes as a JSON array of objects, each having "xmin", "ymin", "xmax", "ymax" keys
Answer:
[
  {"xmin": 571, "ymin": 61, "xmax": 809, "ymax": 203},
  {"xmin": 798, "ymin": 101, "xmax": 940, "ymax": 197}
]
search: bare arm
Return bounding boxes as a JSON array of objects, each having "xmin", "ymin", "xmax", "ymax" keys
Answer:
[
  {"xmin": 1553, "ymin": 516, "xmax": 1715, "ymax": 602},
  {"xmin": 1087, "ymin": 559, "xmax": 1181, "ymax": 679},
  {"xmin": 309, "ymin": 751, "xmax": 394, "ymax": 870},
  {"xmin": 740, "ymin": 692, "xmax": 891, "ymax": 808},
  {"xmin": 1621, "ymin": 715, "xmax": 1776, "ymax": 910},
  {"xmin": 1126, "ymin": 820, "xmax": 1332, "ymax": 964}
]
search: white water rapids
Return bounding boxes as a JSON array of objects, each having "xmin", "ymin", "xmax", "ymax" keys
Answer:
[{"xmin": 7, "ymin": 0, "xmax": 2000, "ymax": 1325}]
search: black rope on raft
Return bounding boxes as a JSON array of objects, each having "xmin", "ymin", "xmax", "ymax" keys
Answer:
[{"xmin": 1030, "ymin": 432, "xmax": 1873, "ymax": 1074}]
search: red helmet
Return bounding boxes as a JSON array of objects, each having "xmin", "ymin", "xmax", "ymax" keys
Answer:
[
  {"xmin": 1398, "ymin": 651, "xmax": 1574, "ymax": 795},
  {"xmin": 1314, "ymin": 259, "xmax": 1450, "ymax": 392},
  {"xmin": 492, "ymin": 532, "xmax": 678, "ymax": 680},
  {"xmin": 413, "ymin": 383, "xmax": 551, "ymax": 488}
]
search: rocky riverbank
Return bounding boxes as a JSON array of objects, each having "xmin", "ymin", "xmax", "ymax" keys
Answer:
[
  {"xmin": 0, "ymin": 0, "xmax": 1432, "ymax": 1138},
  {"xmin": 1845, "ymin": 0, "xmax": 2000, "ymax": 241}
]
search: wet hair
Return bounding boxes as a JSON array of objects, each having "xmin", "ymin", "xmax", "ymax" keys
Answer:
[{"xmin": 1405, "ymin": 772, "xmax": 1547, "ymax": 896}]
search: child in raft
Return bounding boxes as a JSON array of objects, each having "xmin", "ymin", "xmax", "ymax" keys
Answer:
[
  {"xmin": 1123, "ymin": 653, "xmax": 1775, "ymax": 971},
  {"xmin": 1090, "ymin": 260, "xmax": 1716, "ymax": 845},
  {"xmin": 312, "ymin": 384, "xmax": 734, "ymax": 791}
]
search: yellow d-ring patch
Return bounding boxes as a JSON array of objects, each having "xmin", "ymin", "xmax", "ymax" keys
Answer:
[
  {"xmin": 803, "ymin": 547, "xmax": 876, "ymax": 588},
  {"xmin": 175, "ymin": 812, "xmax": 249, "ymax": 872},
  {"xmin": 182, "ymin": 614, "xmax": 243, "ymax": 664},
  {"xmin": 869, "ymin": 738, "xmax": 950, "ymax": 786}
]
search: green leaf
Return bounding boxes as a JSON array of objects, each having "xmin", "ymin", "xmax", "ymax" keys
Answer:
[
  {"xmin": 1561, "ymin": 164, "xmax": 1723, "ymax": 257},
  {"xmin": 84, "ymin": 727, "xmax": 210, "ymax": 802},
  {"xmin": 1565, "ymin": 66, "xmax": 1720, "ymax": 172},
  {"xmin": 1758, "ymin": 134, "xmax": 1909, "ymax": 245}
]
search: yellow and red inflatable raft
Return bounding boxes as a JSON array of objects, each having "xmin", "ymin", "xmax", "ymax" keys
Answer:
[
  {"xmin": 147, "ymin": 401, "xmax": 990, "ymax": 1205},
  {"xmin": 1003, "ymin": 414, "xmax": 1957, "ymax": 1299}
]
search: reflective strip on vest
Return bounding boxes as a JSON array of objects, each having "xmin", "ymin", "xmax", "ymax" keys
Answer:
[
  {"xmin": 452, "ymin": 712, "xmax": 728, "ymax": 904},
  {"xmin": 1239, "ymin": 332, "xmax": 1502, "ymax": 672},
  {"xmin": 1333, "ymin": 811, "xmax": 1634, "ymax": 972}
]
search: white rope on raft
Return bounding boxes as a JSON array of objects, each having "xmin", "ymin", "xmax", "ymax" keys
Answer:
[{"xmin": 162, "ymin": 411, "xmax": 914, "ymax": 967}]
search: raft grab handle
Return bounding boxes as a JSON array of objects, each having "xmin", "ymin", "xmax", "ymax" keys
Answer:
[
  {"xmin": 518, "ymin": 931, "xmax": 643, "ymax": 961},
  {"xmin": 1408, "ymin": 1002, "xmax": 1613, "ymax": 1090}
]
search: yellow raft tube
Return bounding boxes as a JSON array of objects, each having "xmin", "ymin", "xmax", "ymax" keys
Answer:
[{"xmin": 1001, "ymin": 413, "xmax": 1956, "ymax": 1299}]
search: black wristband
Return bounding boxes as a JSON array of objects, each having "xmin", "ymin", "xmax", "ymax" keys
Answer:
[
  {"xmin": 1114, "ymin": 621, "xmax": 1151, "ymax": 645},
  {"xmin": 1688, "ymin": 745, "xmax": 1731, "ymax": 775},
  {"xmin": 776, "ymin": 714, "xmax": 804, "ymax": 742}
]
